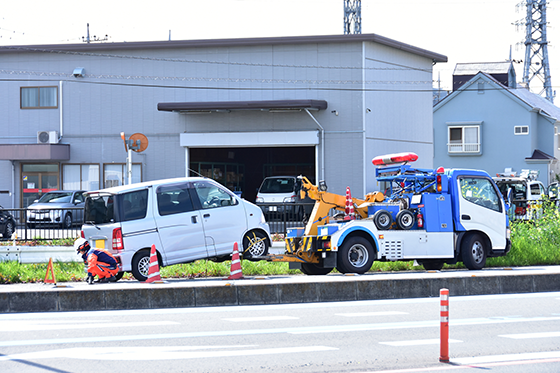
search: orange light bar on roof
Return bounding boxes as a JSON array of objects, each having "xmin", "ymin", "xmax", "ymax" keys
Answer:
[{"xmin": 372, "ymin": 152, "xmax": 418, "ymax": 166}]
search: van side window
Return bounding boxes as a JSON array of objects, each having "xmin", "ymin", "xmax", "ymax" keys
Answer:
[
  {"xmin": 193, "ymin": 181, "xmax": 238, "ymax": 209},
  {"xmin": 459, "ymin": 177, "xmax": 501, "ymax": 212},
  {"xmin": 121, "ymin": 189, "xmax": 148, "ymax": 221},
  {"xmin": 156, "ymin": 186, "xmax": 194, "ymax": 216}
]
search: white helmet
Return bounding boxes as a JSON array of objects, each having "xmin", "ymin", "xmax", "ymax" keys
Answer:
[{"xmin": 74, "ymin": 237, "xmax": 90, "ymax": 254}]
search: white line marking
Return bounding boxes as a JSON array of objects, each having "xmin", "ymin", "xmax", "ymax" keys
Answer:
[
  {"xmin": 223, "ymin": 316, "xmax": 298, "ymax": 322},
  {"xmin": 379, "ymin": 339, "xmax": 462, "ymax": 346},
  {"xmin": 452, "ymin": 351, "xmax": 560, "ymax": 365},
  {"xmin": 500, "ymin": 331, "xmax": 560, "ymax": 339},
  {"xmin": 335, "ymin": 311, "xmax": 408, "ymax": 317},
  {"xmin": 3, "ymin": 315, "xmax": 560, "ymax": 347},
  {"xmin": 0, "ymin": 345, "xmax": 338, "ymax": 361},
  {"xmin": 0, "ymin": 320, "xmax": 178, "ymax": 332}
]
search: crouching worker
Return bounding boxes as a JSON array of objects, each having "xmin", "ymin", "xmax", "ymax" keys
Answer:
[{"xmin": 74, "ymin": 238, "xmax": 119, "ymax": 284}]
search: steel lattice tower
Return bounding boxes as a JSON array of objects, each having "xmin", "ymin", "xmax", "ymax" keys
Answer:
[
  {"xmin": 344, "ymin": 0, "xmax": 361, "ymax": 34},
  {"xmin": 522, "ymin": 0, "xmax": 554, "ymax": 102}
]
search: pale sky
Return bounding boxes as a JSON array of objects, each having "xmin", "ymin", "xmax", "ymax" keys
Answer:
[{"xmin": 1, "ymin": 0, "xmax": 559, "ymax": 94}]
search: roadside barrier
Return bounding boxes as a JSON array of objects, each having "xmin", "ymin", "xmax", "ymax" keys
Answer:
[{"xmin": 0, "ymin": 246, "xmax": 81, "ymax": 264}]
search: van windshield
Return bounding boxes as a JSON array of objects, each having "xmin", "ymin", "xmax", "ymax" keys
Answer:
[{"xmin": 259, "ymin": 178, "xmax": 295, "ymax": 194}]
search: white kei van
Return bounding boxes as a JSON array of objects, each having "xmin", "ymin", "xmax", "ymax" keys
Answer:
[{"xmin": 81, "ymin": 177, "xmax": 271, "ymax": 281}]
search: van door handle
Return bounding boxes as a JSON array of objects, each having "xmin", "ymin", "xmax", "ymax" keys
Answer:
[
  {"xmin": 461, "ymin": 214, "xmax": 471, "ymax": 220},
  {"xmin": 191, "ymin": 216, "xmax": 197, "ymax": 224},
  {"xmin": 203, "ymin": 214, "xmax": 210, "ymax": 218}
]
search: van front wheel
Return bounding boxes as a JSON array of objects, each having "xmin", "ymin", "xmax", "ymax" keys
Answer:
[
  {"xmin": 242, "ymin": 231, "xmax": 269, "ymax": 260},
  {"xmin": 131, "ymin": 251, "xmax": 151, "ymax": 281}
]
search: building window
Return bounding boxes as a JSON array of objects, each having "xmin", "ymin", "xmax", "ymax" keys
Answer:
[
  {"xmin": 104, "ymin": 163, "xmax": 142, "ymax": 188},
  {"xmin": 63, "ymin": 164, "xmax": 100, "ymax": 191},
  {"xmin": 448, "ymin": 125, "xmax": 480, "ymax": 153},
  {"xmin": 477, "ymin": 82, "xmax": 485, "ymax": 94},
  {"xmin": 514, "ymin": 126, "xmax": 529, "ymax": 135},
  {"xmin": 21, "ymin": 86, "xmax": 58, "ymax": 109}
]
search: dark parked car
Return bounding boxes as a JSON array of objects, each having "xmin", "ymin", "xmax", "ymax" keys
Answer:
[
  {"xmin": 26, "ymin": 190, "xmax": 86, "ymax": 228},
  {"xmin": 0, "ymin": 205, "xmax": 16, "ymax": 240}
]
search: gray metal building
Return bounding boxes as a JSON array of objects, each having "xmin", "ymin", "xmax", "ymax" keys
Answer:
[{"xmin": 0, "ymin": 34, "xmax": 446, "ymax": 208}]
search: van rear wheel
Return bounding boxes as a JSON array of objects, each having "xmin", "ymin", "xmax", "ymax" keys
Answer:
[{"xmin": 131, "ymin": 251, "xmax": 151, "ymax": 281}]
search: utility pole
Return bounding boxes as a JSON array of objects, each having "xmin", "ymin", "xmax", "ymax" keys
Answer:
[
  {"xmin": 344, "ymin": 0, "xmax": 362, "ymax": 34},
  {"xmin": 520, "ymin": 0, "xmax": 554, "ymax": 102}
]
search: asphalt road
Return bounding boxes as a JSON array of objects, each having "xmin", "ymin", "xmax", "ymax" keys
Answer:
[{"xmin": 0, "ymin": 291, "xmax": 559, "ymax": 373}]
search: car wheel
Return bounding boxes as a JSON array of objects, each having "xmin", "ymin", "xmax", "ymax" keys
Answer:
[
  {"xmin": 131, "ymin": 250, "xmax": 151, "ymax": 281},
  {"xmin": 3, "ymin": 220, "xmax": 15, "ymax": 239},
  {"xmin": 461, "ymin": 233, "xmax": 487, "ymax": 270},
  {"xmin": 61, "ymin": 213, "xmax": 72, "ymax": 229},
  {"xmin": 242, "ymin": 230, "xmax": 269, "ymax": 260},
  {"xmin": 336, "ymin": 236, "xmax": 375, "ymax": 274},
  {"xmin": 300, "ymin": 263, "xmax": 333, "ymax": 275}
]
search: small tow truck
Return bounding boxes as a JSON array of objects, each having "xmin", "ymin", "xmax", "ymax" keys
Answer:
[{"xmin": 258, "ymin": 152, "xmax": 511, "ymax": 274}]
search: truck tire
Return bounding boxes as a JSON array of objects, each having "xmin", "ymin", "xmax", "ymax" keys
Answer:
[
  {"xmin": 373, "ymin": 210, "xmax": 393, "ymax": 230},
  {"xmin": 461, "ymin": 233, "xmax": 487, "ymax": 270},
  {"xmin": 131, "ymin": 250, "xmax": 151, "ymax": 281},
  {"xmin": 420, "ymin": 260, "xmax": 444, "ymax": 270},
  {"xmin": 396, "ymin": 209, "xmax": 415, "ymax": 230},
  {"xmin": 336, "ymin": 236, "xmax": 375, "ymax": 274},
  {"xmin": 242, "ymin": 230, "xmax": 269, "ymax": 260},
  {"xmin": 300, "ymin": 263, "xmax": 333, "ymax": 275}
]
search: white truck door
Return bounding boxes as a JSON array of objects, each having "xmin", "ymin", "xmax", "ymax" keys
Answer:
[{"xmin": 457, "ymin": 176, "xmax": 507, "ymax": 251}]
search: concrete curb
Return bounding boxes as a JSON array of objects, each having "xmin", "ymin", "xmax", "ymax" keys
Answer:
[{"xmin": 1, "ymin": 266, "xmax": 559, "ymax": 313}]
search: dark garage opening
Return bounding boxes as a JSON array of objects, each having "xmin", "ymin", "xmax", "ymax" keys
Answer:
[{"xmin": 189, "ymin": 147, "xmax": 315, "ymax": 202}]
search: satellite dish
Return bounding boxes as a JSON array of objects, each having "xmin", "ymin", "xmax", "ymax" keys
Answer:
[{"xmin": 129, "ymin": 133, "xmax": 149, "ymax": 153}]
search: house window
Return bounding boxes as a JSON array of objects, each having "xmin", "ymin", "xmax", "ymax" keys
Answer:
[
  {"xmin": 514, "ymin": 126, "xmax": 529, "ymax": 135},
  {"xmin": 104, "ymin": 163, "xmax": 142, "ymax": 188},
  {"xmin": 477, "ymin": 82, "xmax": 484, "ymax": 94},
  {"xmin": 21, "ymin": 86, "xmax": 58, "ymax": 109},
  {"xmin": 63, "ymin": 164, "xmax": 100, "ymax": 191},
  {"xmin": 448, "ymin": 125, "xmax": 480, "ymax": 153}
]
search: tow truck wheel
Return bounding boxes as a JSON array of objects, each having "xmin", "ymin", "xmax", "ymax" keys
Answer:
[
  {"xmin": 420, "ymin": 260, "xmax": 444, "ymax": 271},
  {"xmin": 396, "ymin": 210, "xmax": 415, "ymax": 230},
  {"xmin": 300, "ymin": 263, "xmax": 333, "ymax": 275},
  {"xmin": 373, "ymin": 210, "xmax": 393, "ymax": 230},
  {"xmin": 461, "ymin": 233, "xmax": 487, "ymax": 270},
  {"xmin": 242, "ymin": 230, "xmax": 269, "ymax": 261},
  {"xmin": 336, "ymin": 236, "xmax": 375, "ymax": 274}
]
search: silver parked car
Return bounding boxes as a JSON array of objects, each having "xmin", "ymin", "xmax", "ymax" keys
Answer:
[{"xmin": 26, "ymin": 190, "xmax": 86, "ymax": 228}]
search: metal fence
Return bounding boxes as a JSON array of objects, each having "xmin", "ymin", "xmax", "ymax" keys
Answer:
[
  {"xmin": 258, "ymin": 202, "xmax": 315, "ymax": 235},
  {"xmin": 0, "ymin": 207, "xmax": 83, "ymax": 241}
]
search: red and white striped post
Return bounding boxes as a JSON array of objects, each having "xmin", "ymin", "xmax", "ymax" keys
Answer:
[{"xmin": 439, "ymin": 288, "xmax": 450, "ymax": 363}]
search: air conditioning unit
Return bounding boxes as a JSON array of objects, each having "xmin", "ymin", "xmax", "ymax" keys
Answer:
[{"xmin": 37, "ymin": 131, "xmax": 59, "ymax": 144}]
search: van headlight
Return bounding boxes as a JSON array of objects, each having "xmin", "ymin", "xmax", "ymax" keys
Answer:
[
  {"xmin": 283, "ymin": 197, "xmax": 296, "ymax": 203},
  {"xmin": 256, "ymin": 197, "xmax": 264, "ymax": 203}
]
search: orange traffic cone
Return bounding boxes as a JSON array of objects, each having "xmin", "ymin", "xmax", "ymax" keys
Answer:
[
  {"xmin": 44, "ymin": 257, "xmax": 56, "ymax": 284},
  {"xmin": 344, "ymin": 186, "xmax": 355, "ymax": 220},
  {"xmin": 226, "ymin": 242, "xmax": 244, "ymax": 280},
  {"xmin": 145, "ymin": 244, "xmax": 163, "ymax": 283}
]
